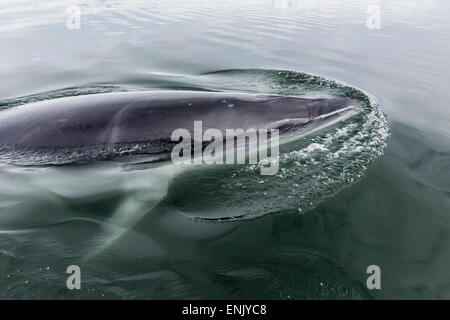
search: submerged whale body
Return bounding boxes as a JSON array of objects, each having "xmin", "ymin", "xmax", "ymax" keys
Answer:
[{"xmin": 0, "ymin": 91, "xmax": 357, "ymax": 165}]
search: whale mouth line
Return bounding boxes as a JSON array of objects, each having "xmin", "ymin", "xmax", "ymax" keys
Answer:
[
  {"xmin": 315, "ymin": 105, "xmax": 356, "ymax": 120},
  {"xmin": 268, "ymin": 105, "xmax": 357, "ymax": 129}
]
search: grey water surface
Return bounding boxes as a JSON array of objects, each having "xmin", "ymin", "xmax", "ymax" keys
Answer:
[{"xmin": 0, "ymin": 0, "xmax": 449, "ymax": 299}]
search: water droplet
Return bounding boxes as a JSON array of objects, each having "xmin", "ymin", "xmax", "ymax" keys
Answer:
[{"xmin": 46, "ymin": 266, "xmax": 50, "ymax": 271}]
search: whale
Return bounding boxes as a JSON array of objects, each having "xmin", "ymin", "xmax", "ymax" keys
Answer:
[
  {"xmin": 0, "ymin": 91, "xmax": 357, "ymax": 165},
  {"xmin": 0, "ymin": 90, "xmax": 360, "ymax": 256}
]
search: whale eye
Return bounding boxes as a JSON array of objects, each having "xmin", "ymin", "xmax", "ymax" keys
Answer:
[{"xmin": 227, "ymin": 103, "xmax": 235, "ymax": 108}]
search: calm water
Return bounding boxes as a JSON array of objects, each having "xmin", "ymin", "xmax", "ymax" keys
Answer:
[{"xmin": 0, "ymin": 0, "xmax": 449, "ymax": 299}]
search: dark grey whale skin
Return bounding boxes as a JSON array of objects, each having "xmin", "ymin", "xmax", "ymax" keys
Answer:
[{"xmin": 0, "ymin": 91, "xmax": 356, "ymax": 148}]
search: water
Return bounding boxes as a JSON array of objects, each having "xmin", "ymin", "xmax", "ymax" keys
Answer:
[{"xmin": 0, "ymin": 0, "xmax": 449, "ymax": 299}]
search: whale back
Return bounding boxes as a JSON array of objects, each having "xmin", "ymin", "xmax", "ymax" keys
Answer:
[{"xmin": 0, "ymin": 91, "xmax": 356, "ymax": 164}]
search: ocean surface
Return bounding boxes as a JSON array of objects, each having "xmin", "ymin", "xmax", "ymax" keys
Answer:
[{"xmin": 0, "ymin": 0, "xmax": 449, "ymax": 299}]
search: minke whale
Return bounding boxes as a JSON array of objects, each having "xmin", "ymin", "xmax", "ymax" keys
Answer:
[{"xmin": 0, "ymin": 91, "xmax": 357, "ymax": 165}]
